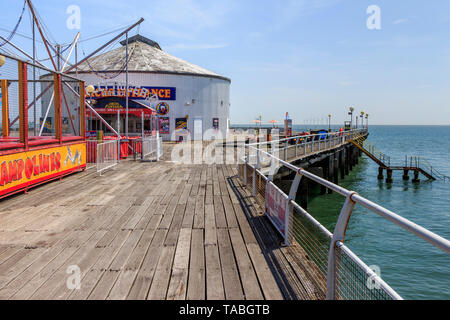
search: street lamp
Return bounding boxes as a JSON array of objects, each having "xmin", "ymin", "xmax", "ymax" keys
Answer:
[
  {"xmin": 0, "ymin": 55, "xmax": 5, "ymax": 67},
  {"xmin": 86, "ymin": 85, "xmax": 95, "ymax": 131},
  {"xmin": 348, "ymin": 106, "xmax": 354, "ymax": 129},
  {"xmin": 360, "ymin": 111, "xmax": 365, "ymax": 130},
  {"xmin": 328, "ymin": 114, "xmax": 331, "ymax": 132},
  {"xmin": 365, "ymin": 113, "xmax": 369, "ymax": 129}
]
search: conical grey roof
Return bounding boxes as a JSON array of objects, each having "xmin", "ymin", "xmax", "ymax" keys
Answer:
[{"xmin": 75, "ymin": 36, "xmax": 230, "ymax": 81}]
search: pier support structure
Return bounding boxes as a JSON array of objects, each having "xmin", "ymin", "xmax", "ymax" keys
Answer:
[
  {"xmin": 386, "ymin": 169, "xmax": 393, "ymax": 184},
  {"xmin": 378, "ymin": 167, "xmax": 384, "ymax": 180},
  {"xmin": 333, "ymin": 155, "xmax": 339, "ymax": 185},
  {"xmin": 402, "ymin": 169, "xmax": 410, "ymax": 181},
  {"xmin": 299, "ymin": 177, "xmax": 308, "ymax": 210},
  {"xmin": 412, "ymin": 170, "xmax": 420, "ymax": 183},
  {"xmin": 339, "ymin": 150, "xmax": 345, "ymax": 180}
]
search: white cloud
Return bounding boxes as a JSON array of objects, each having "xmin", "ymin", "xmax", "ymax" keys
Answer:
[
  {"xmin": 393, "ymin": 18, "xmax": 408, "ymax": 25},
  {"xmin": 338, "ymin": 81, "xmax": 357, "ymax": 87}
]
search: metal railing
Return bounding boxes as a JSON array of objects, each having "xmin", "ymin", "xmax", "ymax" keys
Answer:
[
  {"xmin": 239, "ymin": 133, "xmax": 450, "ymax": 300},
  {"xmin": 351, "ymin": 135, "xmax": 391, "ymax": 167},
  {"xmin": 141, "ymin": 134, "xmax": 163, "ymax": 161},
  {"xmin": 244, "ymin": 129, "xmax": 367, "ymax": 174},
  {"xmin": 96, "ymin": 140, "xmax": 119, "ymax": 175},
  {"xmin": 406, "ymin": 156, "xmax": 450, "ymax": 181}
]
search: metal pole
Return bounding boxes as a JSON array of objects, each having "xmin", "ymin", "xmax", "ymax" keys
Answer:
[
  {"xmin": 65, "ymin": 18, "xmax": 144, "ymax": 73},
  {"xmin": 32, "ymin": 20, "xmax": 37, "ymax": 136},
  {"xmin": 125, "ymin": 32, "xmax": 129, "ymax": 139},
  {"xmin": 117, "ymin": 109, "xmax": 120, "ymax": 136},
  {"xmin": 141, "ymin": 111, "xmax": 144, "ymax": 139},
  {"xmin": 75, "ymin": 42, "xmax": 78, "ymax": 78}
]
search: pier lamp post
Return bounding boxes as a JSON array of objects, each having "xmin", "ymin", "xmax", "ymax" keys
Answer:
[
  {"xmin": 360, "ymin": 111, "xmax": 365, "ymax": 130},
  {"xmin": 86, "ymin": 85, "xmax": 95, "ymax": 131},
  {"xmin": 328, "ymin": 114, "xmax": 331, "ymax": 131},
  {"xmin": 366, "ymin": 114, "xmax": 369, "ymax": 129},
  {"xmin": 348, "ymin": 107, "xmax": 354, "ymax": 129}
]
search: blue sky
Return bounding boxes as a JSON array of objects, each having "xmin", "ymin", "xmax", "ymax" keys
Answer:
[{"xmin": 1, "ymin": 0, "xmax": 450, "ymax": 125}]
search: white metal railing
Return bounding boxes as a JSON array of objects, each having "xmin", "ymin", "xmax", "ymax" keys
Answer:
[
  {"xmin": 245, "ymin": 129, "xmax": 366, "ymax": 166},
  {"xmin": 141, "ymin": 134, "xmax": 163, "ymax": 161},
  {"xmin": 96, "ymin": 140, "xmax": 119, "ymax": 175},
  {"xmin": 239, "ymin": 133, "xmax": 450, "ymax": 300}
]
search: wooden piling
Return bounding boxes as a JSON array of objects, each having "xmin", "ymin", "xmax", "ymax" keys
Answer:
[
  {"xmin": 333, "ymin": 156, "xmax": 339, "ymax": 185},
  {"xmin": 386, "ymin": 169, "xmax": 393, "ymax": 183},
  {"xmin": 402, "ymin": 169, "xmax": 410, "ymax": 181},
  {"xmin": 412, "ymin": 170, "xmax": 420, "ymax": 183},
  {"xmin": 378, "ymin": 167, "xmax": 384, "ymax": 180},
  {"xmin": 339, "ymin": 150, "xmax": 345, "ymax": 179},
  {"xmin": 299, "ymin": 177, "xmax": 308, "ymax": 210}
]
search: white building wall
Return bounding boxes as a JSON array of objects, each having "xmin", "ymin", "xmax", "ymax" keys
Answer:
[{"xmin": 74, "ymin": 72, "xmax": 230, "ymax": 141}]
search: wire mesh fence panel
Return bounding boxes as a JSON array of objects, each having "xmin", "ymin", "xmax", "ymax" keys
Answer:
[
  {"xmin": 290, "ymin": 203, "xmax": 332, "ymax": 278},
  {"xmin": 334, "ymin": 243, "xmax": 395, "ymax": 300}
]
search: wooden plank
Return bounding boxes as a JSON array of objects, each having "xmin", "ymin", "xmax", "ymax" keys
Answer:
[
  {"xmin": 204, "ymin": 204, "xmax": 217, "ymax": 246},
  {"xmin": 246, "ymin": 243, "xmax": 284, "ymax": 300},
  {"xmin": 205, "ymin": 245, "xmax": 225, "ymax": 300},
  {"xmin": 166, "ymin": 228, "xmax": 191, "ymax": 300},
  {"xmin": 67, "ymin": 229, "xmax": 131, "ymax": 300},
  {"xmin": 213, "ymin": 196, "xmax": 228, "ymax": 229},
  {"xmin": 186, "ymin": 229, "xmax": 205, "ymax": 300},
  {"xmin": 126, "ymin": 229, "xmax": 168, "ymax": 300},
  {"xmin": 147, "ymin": 245, "xmax": 176, "ymax": 300},
  {"xmin": 181, "ymin": 197, "xmax": 196, "ymax": 229},
  {"xmin": 164, "ymin": 204, "xmax": 186, "ymax": 247},
  {"xmin": 192, "ymin": 194, "xmax": 205, "ymax": 229},
  {"xmin": 228, "ymin": 228, "xmax": 264, "ymax": 300},
  {"xmin": 221, "ymin": 195, "xmax": 239, "ymax": 229},
  {"xmin": 216, "ymin": 229, "xmax": 244, "ymax": 300},
  {"xmin": 88, "ymin": 229, "xmax": 144, "ymax": 300},
  {"xmin": 232, "ymin": 203, "xmax": 258, "ymax": 245}
]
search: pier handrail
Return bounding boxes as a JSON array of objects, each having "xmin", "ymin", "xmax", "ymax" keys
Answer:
[
  {"xmin": 246, "ymin": 128, "xmax": 367, "ymax": 147},
  {"xmin": 240, "ymin": 137, "xmax": 450, "ymax": 300}
]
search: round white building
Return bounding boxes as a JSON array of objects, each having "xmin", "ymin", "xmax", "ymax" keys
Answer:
[{"xmin": 71, "ymin": 35, "xmax": 231, "ymax": 141}]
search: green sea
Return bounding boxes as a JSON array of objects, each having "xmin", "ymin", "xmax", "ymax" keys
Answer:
[{"xmin": 298, "ymin": 125, "xmax": 450, "ymax": 300}]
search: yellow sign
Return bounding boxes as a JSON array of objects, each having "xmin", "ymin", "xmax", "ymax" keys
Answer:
[
  {"xmin": 0, "ymin": 143, "xmax": 86, "ymax": 197},
  {"xmin": 105, "ymin": 102, "xmax": 123, "ymax": 109}
]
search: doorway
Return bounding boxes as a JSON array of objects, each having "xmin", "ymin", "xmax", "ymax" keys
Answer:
[{"xmin": 194, "ymin": 118, "xmax": 203, "ymax": 141}]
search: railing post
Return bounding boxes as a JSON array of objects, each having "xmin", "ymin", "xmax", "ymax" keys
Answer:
[
  {"xmin": 285, "ymin": 171, "xmax": 302, "ymax": 246},
  {"xmin": 156, "ymin": 131, "xmax": 161, "ymax": 161},
  {"xmin": 295, "ymin": 140, "xmax": 298, "ymax": 158},
  {"xmin": 284, "ymin": 141, "xmax": 288, "ymax": 160},
  {"xmin": 326, "ymin": 191, "xmax": 357, "ymax": 300},
  {"xmin": 244, "ymin": 151, "xmax": 248, "ymax": 185},
  {"xmin": 252, "ymin": 149, "xmax": 259, "ymax": 197}
]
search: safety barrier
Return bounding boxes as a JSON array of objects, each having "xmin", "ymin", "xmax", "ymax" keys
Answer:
[
  {"xmin": 246, "ymin": 129, "xmax": 367, "ymax": 167},
  {"xmin": 141, "ymin": 135, "xmax": 162, "ymax": 161},
  {"xmin": 239, "ymin": 134, "xmax": 450, "ymax": 300},
  {"xmin": 96, "ymin": 140, "xmax": 119, "ymax": 175}
]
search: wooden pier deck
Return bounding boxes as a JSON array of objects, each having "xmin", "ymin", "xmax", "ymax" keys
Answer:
[{"xmin": 0, "ymin": 144, "xmax": 325, "ymax": 300}]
